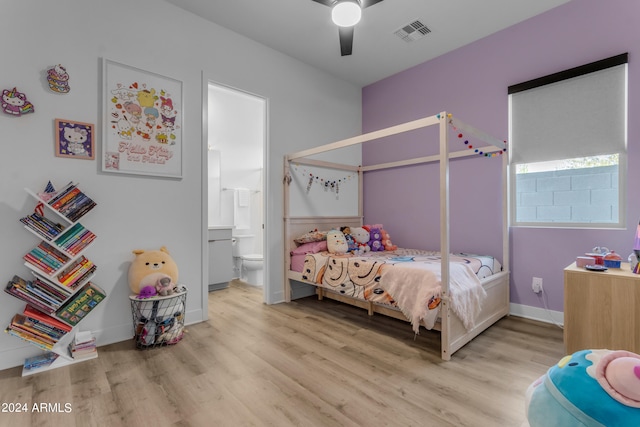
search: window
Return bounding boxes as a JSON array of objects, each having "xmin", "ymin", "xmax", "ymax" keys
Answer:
[{"xmin": 508, "ymin": 54, "xmax": 628, "ymax": 228}]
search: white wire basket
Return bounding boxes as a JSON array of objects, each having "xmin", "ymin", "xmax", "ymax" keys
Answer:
[{"xmin": 129, "ymin": 285, "xmax": 187, "ymax": 349}]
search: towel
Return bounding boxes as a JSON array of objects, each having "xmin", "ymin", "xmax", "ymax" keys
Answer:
[
  {"xmin": 237, "ymin": 188, "xmax": 250, "ymax": 207},
  {"xmin": 233, "ymin": 189, "xmax": 251, "ymax": 230}
]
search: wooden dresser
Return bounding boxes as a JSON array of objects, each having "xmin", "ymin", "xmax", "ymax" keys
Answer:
[{"xmin": 564, "ymin": 262, "xmax": 640, "ymax": 354}]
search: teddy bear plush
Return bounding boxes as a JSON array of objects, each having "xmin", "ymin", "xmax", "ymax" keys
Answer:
[
  {"xmin": 364, "ymin": 225, "xmax": 384, "ymax": 252},
  {"xmin": 128, "ymin": 246, "xmax": 179, "ymax": 295},
  {"xmin": 155, "ymin": 275, "xmax": 175, "ymax": 296},
  {"xmin": 381, "ymin": 228, "xmax": 398, "ymax": 251},
  {"xmin": 525, "ymin": 349, "xmax": 640, "ymax": 426}
]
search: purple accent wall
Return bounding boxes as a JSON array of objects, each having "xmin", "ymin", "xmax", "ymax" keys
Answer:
[{"xmin": 362, "ymin": 0, "xmax": 640, "ymax": 312}]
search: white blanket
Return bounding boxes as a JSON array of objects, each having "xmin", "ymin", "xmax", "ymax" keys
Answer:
[{"xmin": 380, "ymin": 262, "xmax": 487, "ymax": 334}]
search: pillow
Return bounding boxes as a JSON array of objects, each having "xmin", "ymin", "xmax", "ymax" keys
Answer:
[
  {"xmin": 290, "ymin": 254, "xmax": 306, "ymax": 273},
  {"xmin": 291, "ymin": 240, "xmax": 327, "ymax": 255},
  {"xmin": 327, "ymin": 229, "xmax": 348, "ymax": 254},
  {"xmin": 293, "ymin": 229, "xmax": 327, "ymax": 244}
]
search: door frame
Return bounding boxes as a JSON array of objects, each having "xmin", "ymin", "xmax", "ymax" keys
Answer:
[{"xmin": 201, "ymin": 75, "xmax": 269, "ymax": 317}]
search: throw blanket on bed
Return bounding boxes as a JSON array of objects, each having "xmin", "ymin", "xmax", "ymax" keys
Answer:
[{"xmin": 380, "ymin": 262, "xmax": 487, "ymax": 334}]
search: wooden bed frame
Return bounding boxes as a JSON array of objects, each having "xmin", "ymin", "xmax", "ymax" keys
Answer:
[{"xmin": 283, "ymin": 112, "xmax": 510, "ymax": 360}]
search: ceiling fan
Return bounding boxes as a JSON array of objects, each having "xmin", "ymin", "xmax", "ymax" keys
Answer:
[{"xmin": 312, "ymin": 0, "xmax": 385, "ymax": 56}]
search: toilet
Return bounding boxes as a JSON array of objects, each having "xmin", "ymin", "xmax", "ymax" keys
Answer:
[{"xmin": 232, "ymin": 234, "xmax": 264, "ymax": 286}]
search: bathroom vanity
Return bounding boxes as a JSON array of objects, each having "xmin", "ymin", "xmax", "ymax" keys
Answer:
[{"xmin": 208, "ymin": 226, "xmax": 234, "ymax": 291}]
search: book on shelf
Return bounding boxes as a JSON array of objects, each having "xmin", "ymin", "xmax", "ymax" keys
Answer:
[
  {"xmin": 20, "ymin": 213, "xmax": 64, "ymax": 240},
  {"xmin": 56, "ymin": 256, "xmax": 95, "ymax": 287},
  {"xmin": 55, "ymin": 225, "xmax": 96, "ymax": 255},
  {"xmin": 51, "ymin": 187, "xmax": 81, "ymax": 211},
  {"xmin": 23, "ymin": 351, "xmax": 59, "ymax": 371},
  {"xmin": 46, "ymin": 181, "xmax": 76, "ymax": 206},
  {"xmin": 24, "ymin": 242, "xmax": 71, "ymax": 275},
  {"xmin": 24, "ymin": 253, "xmax": 56, "ymax": 275},
  {"xmin": 24, "ymin": 305, "xmax": 72, "ymax": 334},
  {"xmin": 30, "ymin": 271, "xmax": 74, "ymax": 297},
  {"xmin": 64, "ymin": 265, "xmax": 97, "ymax": 290},
  {"xmin": 56, "ymin": 192, "xmax": 96, "ymax": 222},
  {"xmin": 9, "ymin": 314, "xmax": 60, "ymax": 345},
  {"xmin": 74, "ymin": 330, "xmax": 94, "ymax": 346},
  {"xmin": 5, "ymin": 305, "xmax": 72, "ymax": 351},
  {"xmin": 5, "ymin": 275, "xmax": 64, "ymax": 314},
  {"xmin": 55, "ymin": 282, "xmax": 106, "ymax": 327},
  {"xmin": 68, "ymin": 331, "xmax": 97, "ymax": 360},
  {"xmin": 65, "ymin": 200, "xmax": 97, "ymax": 223},
  {"xmin": 30, "ymin": 276, "xmax": 68, "ymax": 301},
  {"xmin": 27, "ymin": 247, "xmax": 63, "ymax": 270},
  {"xmin": 53, "ymin": 222, "xmax": 84, "ymax": 247},
  {"xmin": 67, "ymin": 234, "xmax": 96, "ymax": 255},
  {"xmin": 37, "ymin": 241, "xmax": 70, "ymax": 263},
  {"xmin": 5, "ymin": 327, "xmax": 55, "ymax": 351}
]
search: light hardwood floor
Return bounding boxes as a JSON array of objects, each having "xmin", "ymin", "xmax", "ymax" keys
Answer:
[{"xmin": 0, "ymin": 280, "xmax": 564, "ymax": 427}]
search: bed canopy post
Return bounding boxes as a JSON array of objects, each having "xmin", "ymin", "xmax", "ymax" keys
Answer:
[
  {"xmin": 283, "ymin": 157, "xmax": 292, "ymax": 302},
  {"xmin": 358, "ymin": 166, "xmax": 363, "ymax": 219},
  {"xmin": 502, "ymin": 151, "xmax": 510, "ymax": 274},
  {"xmin": 439, "ymin": 111, "xmax": 452, "ymax": 360}
]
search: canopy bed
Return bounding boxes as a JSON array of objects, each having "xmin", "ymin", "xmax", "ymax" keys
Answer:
[{"xmin": 283, "ymin": 112, "xmax": 509, "ymax": 360}]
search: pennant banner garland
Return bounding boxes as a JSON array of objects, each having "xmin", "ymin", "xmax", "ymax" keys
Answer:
[
  {"xmin": 448, "ymin": 114, "xmax": 507, "ymax": 157},
  {"xmin": 293, "ymin": 164, "xmax": 356, "ymax": 199}
]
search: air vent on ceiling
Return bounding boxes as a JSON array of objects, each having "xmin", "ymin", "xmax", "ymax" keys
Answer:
[{"xmin": 394, "ymin": 20, "xmax": 431, "ymax": 43}]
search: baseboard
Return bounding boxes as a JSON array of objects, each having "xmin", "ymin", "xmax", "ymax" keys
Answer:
[
  {"xmin": 0, "ymin": 307, "xmax": 205, "ymax": 372},
  {"xmin": 510, "ymin": 303, "xmax": 564, "ymax": 326}
]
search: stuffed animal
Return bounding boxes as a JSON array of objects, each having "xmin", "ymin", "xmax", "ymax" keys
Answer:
[
  {"xmin": 138, "ymin": 285, "xmax": 158, "ymax": 299},
  {"xmin": 340, "ymin": 227, "xmax": 358, "ymax": 253},
  {"xmin": 364, "ymin": 225, "xmax": 384, "ymax": 252},
  {"xmin": 128, "ymin": 246, "xmax": 179, "ymax": 295},
  {"xmin": 326, "ymin": 229, "xmax": 349, "ymax": 254},
  {"xmin": 525, "ymin": 349, "xmax": 640, "ymax": 426},
  {"xmin": 381, "ymin": 228, "xmax": 398, "ymax": 251},
  {"xmin": 155, "ymin": 275, "xmax": 175, "ymax": 296},
  {"xmin": 350, "ymin": 227, "xmax": 370, "ymax": 253}
]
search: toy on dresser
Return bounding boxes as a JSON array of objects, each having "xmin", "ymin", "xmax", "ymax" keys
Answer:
[{"xmin": 525, "ymin": 349, "xmax": 640, "ymax": 426}]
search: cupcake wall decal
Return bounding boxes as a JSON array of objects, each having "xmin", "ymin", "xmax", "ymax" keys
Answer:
[{"xmin": 47, "ymin": 64, "xmax": 70, "ymax": 93}]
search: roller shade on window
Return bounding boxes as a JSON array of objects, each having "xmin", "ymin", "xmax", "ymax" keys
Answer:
[{"xmin": 509, "ymin": 54, "xmax": 627, "ymax": 165}]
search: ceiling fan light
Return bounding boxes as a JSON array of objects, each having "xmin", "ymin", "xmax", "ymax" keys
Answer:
[{"xmin": 332, "ymin": 1, "xmax": 361, "ymax": 27}]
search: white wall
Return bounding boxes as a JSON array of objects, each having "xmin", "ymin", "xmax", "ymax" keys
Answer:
[{"xmin": 0, "ymin": 0, "xmax": 361, "ymax": 370}]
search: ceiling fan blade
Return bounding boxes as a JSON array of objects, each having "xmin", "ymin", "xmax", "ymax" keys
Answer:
[
  {"xmin": 311, "ymin": 0, "xmax": 335, "ymax": 6},
  {"xmin": 360, "ymin": 0, "xmax": 384, "ymax": 8},
  {"xmin": 338, "ymin": 26, "xmax": 354, "ymax": 56}
]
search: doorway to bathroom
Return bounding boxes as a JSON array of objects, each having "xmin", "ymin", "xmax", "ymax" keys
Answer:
[{"xmin": 206, "ymin": 82, "xmax": 267, "ymax": 302}]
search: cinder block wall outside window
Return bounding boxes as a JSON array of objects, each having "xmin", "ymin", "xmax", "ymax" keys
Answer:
[{"xmin": 516, "ymin": 165, "xmax": 618, "ymax": 223}]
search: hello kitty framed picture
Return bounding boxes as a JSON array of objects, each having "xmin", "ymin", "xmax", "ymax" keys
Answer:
[
  {"xmin": 54, "ymin": 119, "xmax": 95, "ymax": 160},
  {"xmin": 101, "ymin": 59, "xmax": 183, "ymax": 178}
]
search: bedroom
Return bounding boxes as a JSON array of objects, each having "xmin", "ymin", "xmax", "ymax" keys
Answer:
[{"xmin": 0, "ymin": 0, "xmax": 638, "ymax": 424}]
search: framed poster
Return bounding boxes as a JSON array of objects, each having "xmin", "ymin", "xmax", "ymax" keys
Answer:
[
  {"xmin": 101, "ymin": 59, "xmax": 182, "ymax": 178},
  {"xmin": 54, "ymin": 119, "xmax": 95, "ymax": 160}
]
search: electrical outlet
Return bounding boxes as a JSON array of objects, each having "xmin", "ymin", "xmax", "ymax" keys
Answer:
[{"xmin": 532, "ymin": 277, "xmax": 543, "ymax": 293}]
